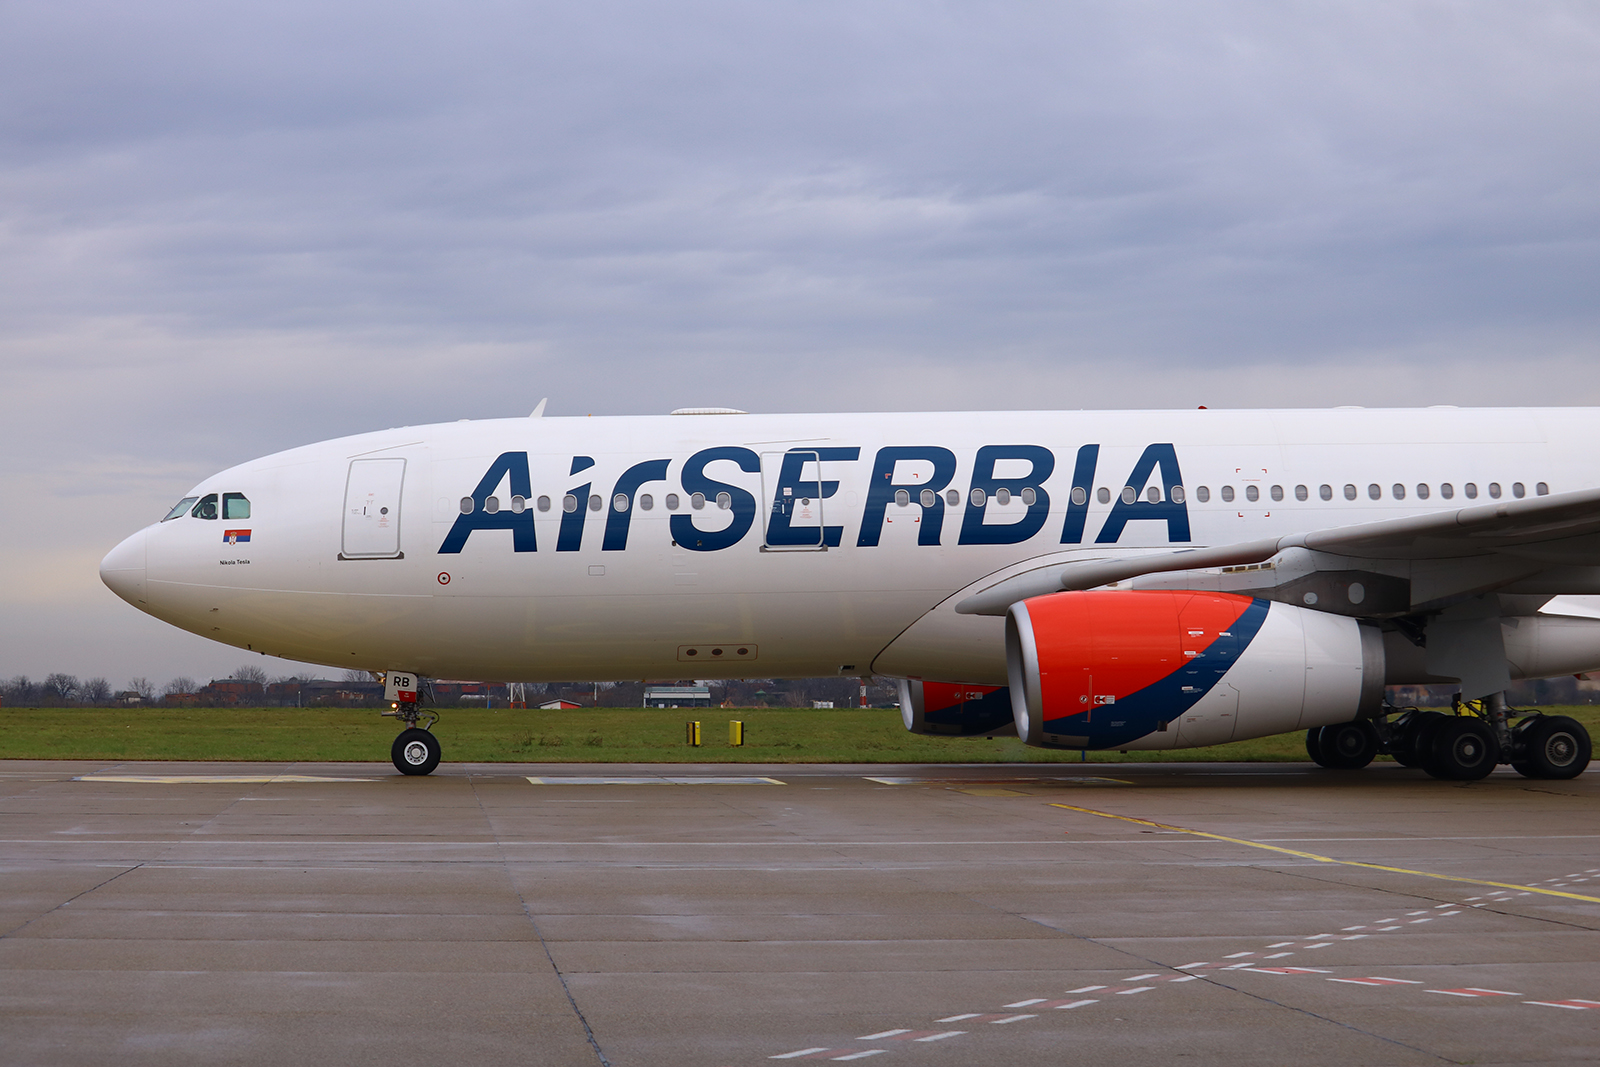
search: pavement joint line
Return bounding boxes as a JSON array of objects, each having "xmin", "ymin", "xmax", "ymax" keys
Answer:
[{"xmin": 1048, "ymin": 803, "xmax": 1600, "ymax": 903}]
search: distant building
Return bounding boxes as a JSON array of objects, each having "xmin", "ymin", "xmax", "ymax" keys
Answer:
[
  {"xmin": 643, "ymin": 685, "xmax": 711, "ymax": 707},
  {"xmin": 812, "ymin": 701, "xmax": 835, "ymax": 709},
  {"xmin": 112, "ymin": 691, "xmax": 144, "ymax": 705},
  {"xmin": 538, "ymin": 699, "xmax": 583, "ymax": 710}
]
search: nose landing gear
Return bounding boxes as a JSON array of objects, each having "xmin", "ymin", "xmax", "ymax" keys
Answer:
[
  {"xmin": 392, "ymin": 726, "xmax": 442, "ymax": 776},
  {"xmin": 380, "ymin": 670, "xmax": 440, "ymax": 775}
]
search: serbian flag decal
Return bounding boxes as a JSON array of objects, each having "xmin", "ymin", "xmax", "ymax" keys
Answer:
[{"xmin": 224, "ymin": 529, "xmax": 251, "ymax": 545}]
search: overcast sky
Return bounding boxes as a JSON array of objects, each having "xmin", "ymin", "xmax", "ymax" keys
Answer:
[{"xmin": 4, "ymin": 1, "xmax": 1600, "ymax": 687}]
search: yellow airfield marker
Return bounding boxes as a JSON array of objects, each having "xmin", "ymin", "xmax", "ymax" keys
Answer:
[{"xmin": 1049, "ymin": 803, "xmax": 1600, "ymax": 905}]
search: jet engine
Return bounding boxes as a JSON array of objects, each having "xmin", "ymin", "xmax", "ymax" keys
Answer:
[
  {"xmin": 1005, "ymin": 590, "xmax": 1385, "ymax": 750},
  {"xmin": 898, "ymin": 680, "xmax": 1017, "ymax": 737}
]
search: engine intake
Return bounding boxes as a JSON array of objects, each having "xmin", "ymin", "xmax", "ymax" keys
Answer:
[
  {"xmin": 1005, "ymin": 590, "xmax": 1384, "ymax": 750},
  {"xmin": 898, "ymin": 680, "xmax": 1017, "ymax": 737}
]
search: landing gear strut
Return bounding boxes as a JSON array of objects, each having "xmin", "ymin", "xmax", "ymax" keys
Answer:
[{"xmin": 1348, "ymin": 694, "xmax": 1593, "ymax": 781}]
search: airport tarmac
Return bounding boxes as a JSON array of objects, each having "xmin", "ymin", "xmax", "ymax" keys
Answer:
[{"xmin": 1, "ymin": 759, "xmax": 1597, "ymax": 1066}]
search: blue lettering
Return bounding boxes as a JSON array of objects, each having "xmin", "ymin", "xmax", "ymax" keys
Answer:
[
  {"xmin": 767, "ymin": 447, "xmax": 860, "ymax": 547},
  {"xmin": 437, "ymin": 452, "xmax": 536, "ymax": 554},
  {"xmin": 1095, "ymin": 443, "xmax": 1191, "ymax": 543},
  {"xmin": 1060, "ymin": 444, "xmax": 1099, "ymax": 544},
  {"xmin": 603, "ymin": 459, "xmax": 671, "ymax": 551},
  {"xmin": 958, "ymin": 445, "xmax": 1055, "ymax": 545},
  {"xmin": 856, "ymin": 446, "xmax": 958, "ymax": 547},
  {"xmin": 671, "ymin": 447, "xmax": 760, "ymax": 552}
]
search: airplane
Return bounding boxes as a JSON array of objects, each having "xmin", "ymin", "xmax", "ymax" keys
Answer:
[{"xmin": 99, "ymin": 405, "xmax": 1600, "ymax": 779}]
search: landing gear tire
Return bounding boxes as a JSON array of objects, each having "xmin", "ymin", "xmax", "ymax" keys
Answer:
[
  {"xmin": 1423, "ymin": 718, "xmax": 1498, "ymax": 781},
  {"xmin": 392, "ymin": 728, "xmax": 441, "ymax": 776},
  {"xmin": 1386, "ymin": 711, "xmax": 1436, "ymax": 768},
  {"xmin": 1512, "ymin": 716, "xmax": 1592, "ymax": 780},
  {"xmin": 1312, "ymin": 720, "xmax": 1378, "ymax": 769}
]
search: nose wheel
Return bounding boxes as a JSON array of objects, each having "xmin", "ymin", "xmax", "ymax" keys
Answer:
[{"xmin": 392, "ymin": 728, "xmax": 442, "ymax": 776}]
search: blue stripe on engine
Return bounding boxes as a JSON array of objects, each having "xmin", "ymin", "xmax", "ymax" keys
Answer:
[{"xmin": 1038, "ymin": 597, "xmax": 1271, "ymax": 749}]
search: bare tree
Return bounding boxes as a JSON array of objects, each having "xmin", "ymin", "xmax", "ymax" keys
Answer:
[
  {"xmin": 128, "ymin": 677, "xmax": 155, "ymax": 702},
  {"xmin": 82, "ymin": 678, "xmax": 111, "ymax": 705},
  {"xmin": 43, "ymin": 673, "xmax": 80, "ymax": 705},
  {"xmin": 232, "ymin": 665, "xmax": 269, "ymax": 686},
  {"xmin": 342, "ymin": 669, "xmax": 376, "ymax": 683},
  {"xmin": 163, "ymin": 676, "xmax": 197, "ymax": 697}
]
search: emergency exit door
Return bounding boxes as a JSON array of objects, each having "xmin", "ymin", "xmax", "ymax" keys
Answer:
[{"xmin": 341, "ymin": 458, "xmax": 406, "ymax": 559}]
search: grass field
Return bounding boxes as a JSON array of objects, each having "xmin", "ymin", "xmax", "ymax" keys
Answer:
[{"xmin": 3, "ymin": 705, "xmax": 1598, "ymax": 764}]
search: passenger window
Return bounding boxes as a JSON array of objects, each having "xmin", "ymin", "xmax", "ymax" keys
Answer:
[
  {"xmin": 639, "ymin": 494, "xmax": 654, "ymax": 511},
  {"xmin": 995, "ymin": 488, "xmax": 1011, "ymax": 505},
  {"xmin": 537, "ymin": 495, "xmax": 551, "ymax": 512},
  {"xmin": 946, "ymin": 489, "xmax": 961, "ymax": 506},
  {"xmin": 1145, "ymin": 486, "xmax": 1161, "ymax": 503},
  {"xmin": 715, "ymin": 492, "xmax": 731, "ymax": 510},
  {"xmin": 1021, "ymin": 487, "xmax": 1037, "ymax": 506},
  {"xmin": 1392, "ymin": 484, "xmax": 1405, "ymax": 500},
  {"xmin": 588, "ymin": 494, "xmax": 603, "ymax": 512},
  {"xmin": 970, "ymin": 488, "xmax": 987, "ymax": 507},
  {"xmin": 1512, "ymin": 482, "xmax": 1525, "ymax": 498},
  {"xmin": 1416, "ymin": 484, "xmax": 1429, "ymax": 500},
  {"xmin": 1465, "ymin": 482, "xmax": 1478, "ymax": 499},
  {"xmin": 192, "ymin": 493, "xmax": 219, "ymax": 519},
  {"xmin": 1294, "ymin": 485, "xmax": 1308, "ymax": 501},
  {"xmin": 1270, "ymin": 485, "xmax": 1283, "ymax": 502},
  {"xmin": 1221, "ymin": 485, "xmax": 1235, "ymax": 502},
  {"xmin": 666, "ymin": 493, "xmax": 681, "ymax": 510},
  {"xmin": 1440, "ymin": 483, "xmax": 1454, "ymax": 499},
  {"xmin": 691, "ymin": 492, "xmax": 706, "ymax": 510},
  {"xmin": 613, "ymin": 493, "xmax": 629, "ymax": 512},
  {"xmin": 485, "ymin": 496, "xmax": 500, "ymax": 514},
  {"xmin": 1368, "ymin": 484, "xmax": 1381, "ymax": 500},
  {"xmin": 1319, "ymin": 484, "xmax": 1332, "ymax": 501},
  {"xmin": 895, "ymin": 489, "xmax": 911, "ymax": 507},
  {"xmin": 1344, "ymin": 484, "xmax": 1357, "ymax": 500},
  {"xmin": 1121, "ymin": 486, "xmax": 1137, "ymax": 504},
  {"xmin": 1097, "ymin": 487, "xmax": 1111, "ymax": 504},
  {"xmin": 1195, "ymin": 486, "xmax": 1210, "ymax": 502},
  {"xmin": 1245, "ymin": 485, "xmax": 1259, "ymax": 502},
  {"xmin": 1488, "ymin": 482, "xmax": 1502, "ymax": 499},
  {"xmin": 163, "ymin": 496, "xmax": 199, "ymax": 522},
  {"xmin": 510, "ymin": 495, "xmax": 527, "ymax": 513},
  {"xmin": 1170, "ymin": 486, "xmax": 1186, "ymax": 504},
  {"xmin": 920, "ymin": 488, "xmax": 936, "ymax": 508},
  {"xmin": 562, "ymin": 494, "xmax": 578, "ymax": 514},
  {"xmin": 1070, "ymin": 486, "xmax": 1087, "ymax": 506},
  {"xmin": 222, "ymin": 493, "xmax": 251, "ymax": 520},
  {"xmin": 1537, "ymin": 482, "xmax": 1549, "ymax": 496}
]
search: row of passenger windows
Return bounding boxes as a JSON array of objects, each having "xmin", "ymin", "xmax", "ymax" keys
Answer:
[
  {"xmin": 461, "ymin": 492, "xmax": 735, "ymax": 516},
  {"xmin": 162, "ymin": 492, "xmax": 251, "ymax": 521},
  {"xmin": 461, "ymin": 479, "xmax": 1550, "ymax": 516}
]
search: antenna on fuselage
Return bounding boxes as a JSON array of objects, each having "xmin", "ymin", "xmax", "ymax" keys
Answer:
[{"xmin": 530, "ymin": 398, "xmax": 548, "ymax": 418}]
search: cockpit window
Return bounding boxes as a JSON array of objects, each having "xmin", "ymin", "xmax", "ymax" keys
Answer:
[
  {"xmin": 223, "ymin": 493, "xmax": 251, "ymax": 520},
  {"xmin": 163, "ymin": 496, "xmax": 199, "ymax": 522},
  {"xmin": 192, "ymin": 493, "xmax": 219, "ymax": 520}
]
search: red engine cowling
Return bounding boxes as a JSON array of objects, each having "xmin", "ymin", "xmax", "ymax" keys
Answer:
[
  {"xmin": 898, "ymin": 680, "xmax": 1017, "ymax": 737},
  {"xmin": 1005, "ymin": 590, "xmax": 1385, "ymax": 750}
]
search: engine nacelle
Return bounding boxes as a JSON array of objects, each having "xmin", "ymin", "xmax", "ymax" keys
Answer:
[
  {"xmin": 1005, "ymin": 591, "xmax": 1385, "ymax": 750},
  {"xmin": 898, "ymin": 680, "xmax": 1018, "ymax": 737}
]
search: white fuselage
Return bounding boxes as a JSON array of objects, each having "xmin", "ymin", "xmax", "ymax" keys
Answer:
[{"xmin": 100, "ymin": 407, "xmax": 1600, "ymax": 685}]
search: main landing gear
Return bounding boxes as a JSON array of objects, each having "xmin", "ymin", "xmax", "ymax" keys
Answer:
[
  {"xmin": 383, "ymin": 704, "xmax": 441, "ymax": 776},
  {"xmin": 1307, "ymin": 693, "xmax": 1591, "ymax": 781}
]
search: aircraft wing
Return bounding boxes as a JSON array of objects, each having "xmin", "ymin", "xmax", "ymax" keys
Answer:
[{"xmin": 956, "ymin": 485, "xmax": 1600, "ymax": 616}]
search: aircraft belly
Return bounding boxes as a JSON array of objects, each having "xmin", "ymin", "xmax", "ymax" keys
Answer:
[{"xmin": 871, "ymin": 607, "xmax": 1008, "ymax": 685}]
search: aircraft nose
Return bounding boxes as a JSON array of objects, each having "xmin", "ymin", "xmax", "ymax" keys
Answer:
[{"xmin": 100, "ymin": 527, "xmax": 148, "ymax": 606}]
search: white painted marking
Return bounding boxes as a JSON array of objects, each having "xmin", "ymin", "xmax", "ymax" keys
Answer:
[
  {"xmin": 1264, "ymin": 952, "xmax": 1293, "ymax": 959},
  {"xmin": 1055, "ymin": 999, "xmax": 1098, "ymax": 1009},
  {"xmin": 1066, "ymin": 985, "xmax": 1106, "ymax": 993},
  {"xmin": 1427, "ymin": 989, "xmax": 1477, "ymax": 997},
  {"xmin": 1267, "ymin": 942, "xmax": 1296, "ymax": 948},
  {"xmin": 76, "ymin": 774, "xmax": 378, "ymax": 784},
  {"xmin": 772, "ymin": 1049, "xmax": 832, "ymax": 1059},
  {"xmin": 935, "ymin": 1015, "xmax": 979, "ymax": 1023},
  {"xmin": 1004, "ymin": 999, "xmax": 1047, "ymax": 1008},
  {"xmin": 1116, "ymin": 986, "xmax": 1154, "ymax": 995},
  {"xmin": 1224, "ymin": 951, "xmax": 1254, "ymax": 958},
  {"xmin": 1222, "ymin": 963, "xmax": 1254, "ymax": 970},
  {"xmin": 913, "ymin": 1031, "xmax": 964, "ymax": 1042},
  {"xmin": 1342, "ymin": 934, "xmax": 1368, "ymax": 940},
  {"xmin": 1309, "ymin": 933, "xmax": 1336, "ymax": 939},
  {"xmin": 1305, "ymin": 943, "xmax": 1331, "ymax": 949},
  {"xmin": 832, "ymin": 1052, "xmax": 888, "ymax": 1061},
  {"xmin": 1406, "ymin": 910, "xmax": 1428, "ymax": 915},
  {"xmin": 991, "ymin": 1014, "xmax": 1036, "ymax": 1024},
  {"xmin": 1169, "ymin": 975, "xmax": 1201, "ymax": 983},
  {"xmin": 1526, "ymin": 1001, "xmax": 1589, "ymax": 1010},
  {"xmin": 856, "ymin": 1030, "xmax": 909, "ymax": 1040},
  {"xmin": 1124, "ymin": 973, "xmax": 1161, "ymax": 980},
  {"xmin": 1439, "ymin": 910, "xmax": 1461, "ymax": 916},
  {"xmin": 527, "ymin": 776, "xmax": 784, "ymax": 785},
  {"xmin": 1177, "ymin": 962, "xmax": 1208, "ymax": 969},
  {"xmin": 1379, "ymin": 926, "xmax": 1401, "ymax": 931},
  {"xmin": 1409, "ymin": 918, "xmax": 1433, "ymax": 924},
  {"xmin": 1341, "ymin": 925, "xmax": 1366, "ymax": 931}
]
